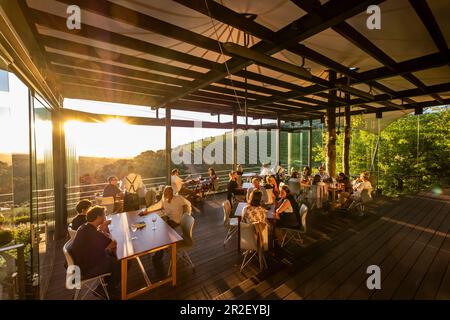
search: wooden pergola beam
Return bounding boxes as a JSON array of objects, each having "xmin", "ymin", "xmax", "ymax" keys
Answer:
[
  {"xmin": 409, "ymin": 0, "xmax": 449, "ymax": 56},
  {"xmin": 350, "ymin": 82, "xmax": 450, "ymax": 105},
  {"xmin": 157, "ymin": 0, "xmax": 384, "ymax": 106}
]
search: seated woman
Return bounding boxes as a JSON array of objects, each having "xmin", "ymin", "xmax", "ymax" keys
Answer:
[
  {"xmin": 274, "ymin": 185, "xmax": 301, "ymax": 244},
  {"xmin": 300, "ymin": 166, "xmax": 312, "ymax": 188},
  {"xmin": 236, "ymin": 164, "xmax": 244, "ymax": 187},
  {"xmin": 242, "ymin": 190, "xmax": 268, "ymax": 225},
  {"xmin": 351, "ymin": 172, "xmax": 373, "ymax": 200},
  {"xmin": 103, "ymin": 176, "xmax": 122, "ymax": 200},
  {"xmin": 70, "ymin": 199, "xmax": 92, "ymax": 230},
  {"xmin": 336, "ymin": 172, "xmax": 353, "ymax": 206},
  {"xmin": 207, "ymin": 167, "xmax": 218, "ymax": 190},
  {"xmin": 227, "ymin": 171, "xmax": 244, "ymax": 205},
  {"xmin": 265, "ymin": 175, "xmax": 280, "ymax": 200}
]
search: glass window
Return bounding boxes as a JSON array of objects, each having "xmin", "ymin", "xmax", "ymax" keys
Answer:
[
  {"xmin": 0, "ymin": 70, "xmax": 32, "ymax": 299},
  {"xmin": 30, "ymin": 94, "xmax": 55, "ymax": 299}
]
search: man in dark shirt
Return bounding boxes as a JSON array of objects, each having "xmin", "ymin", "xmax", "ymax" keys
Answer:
[
  {"xmin": 70, "ymin": 199, "xmax": 92, "ymax": 230},
  {"xmin": 69, "ymin": 206, "xmax": 119, "ymax": 297},
  {"xmin": 103, "ymin": 176, "xmax": 122, "ymax": 201}
]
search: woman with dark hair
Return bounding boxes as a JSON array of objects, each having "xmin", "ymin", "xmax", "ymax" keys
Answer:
[
  {"xmin": 265, "ymin": 175, "xmax": 280, "ymax": 199},
  {"xmin": 227, "ymin": 171, "xmax": 244, "ymax": 205},
  {"xmin": 71, "ymin": 199, "xmax": 92, "ymax": 230},
  {"xmin": 103, "ymin": 176, "xmax": 123, "ymax": 201},
  {"xmin": 274, "ymin": 185, "xmax": 301, "ymax": 243},
  {"xmin": 242, "ymin": 189, "xmax": 268, "ymax": 225},
  {"xmin": 207, "ymin": 167, "xmax": 218, "ymax": 191}
]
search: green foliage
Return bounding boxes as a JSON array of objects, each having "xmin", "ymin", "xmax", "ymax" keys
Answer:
[
  {"xmin": 14, "ymin": 216, "xmax": 31, "ymax": 225},
  {"xmin": 313, "ymin": 108, "xmax": 450, "ymax": 195},
  {"xmin": 0, "ymin": 228, "xmax": 13, "ymax": 246}
]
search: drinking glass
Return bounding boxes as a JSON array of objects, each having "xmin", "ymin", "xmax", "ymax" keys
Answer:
[
  {"xmin": 130, "ymin": 225, "xmax": 138, "ymax": 240},
  {"xmin": 151, "ymin": 214, "xmax": 157, "ymax": 230}
]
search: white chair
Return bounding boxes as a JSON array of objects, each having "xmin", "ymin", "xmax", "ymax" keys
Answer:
[
  {"xmin": 240, "ymin": 221, "xmax": 268, "ymax": 272},
  {"xmin": 265, "ymin": 188, "xmax": 274, "ymax": 205},
  {"xmin": 168, "ymin": 214, "xmax": 195, "ymax": 275},
  {"xmin": 349, "ymin": 189, "xmax": 373, "ymax": 216},
  {"xmin": 309, "ymin": 182, "xmax": 327, "ymax": 210},
  {"xmin": 62, "ymin": 240, "xmax": 110, "ymax": 300},
  {"xmin": 96, "ymin": 196, "xmax": 115, "ymax": 215},
  {"xmin": 223, "ymin": 201, "xmax": 238, "ymax": 245},
  {"xmin": 67, "ymin": 225, "xmax": 77, "ymax": 240},
  {"xmin": 280, "ymin": 204, "xmax": 308, "ymax": 247},
  {"xmin": 288, "ymin": 179, "xmax": 301, "ymax": 196}
]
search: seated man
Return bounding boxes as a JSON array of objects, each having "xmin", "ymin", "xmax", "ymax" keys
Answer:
[
  {"xmin": 70, "ymin": 199, "xmax": 92, "ymax": 231},
  {"xmin": 160, "ymin": 186, "xmax": 192, "ymax": 229},
  {"xmin": 147, "ymin": 186, "xmax": 192, "ymax": 261},
  {"xmin": 171, "ymin": 168, "xmax": 197, "ymax": 199},
  {"xmin": 68, "ymin": 206, "xmax": 119, "ymax": 298},
  {"xmin": 246, "ymin": 177, "xmax": 270, "ymax": 205},
  {"xmin": 317, "ymin": 165, "xmax": 331, "ymax": 182}
]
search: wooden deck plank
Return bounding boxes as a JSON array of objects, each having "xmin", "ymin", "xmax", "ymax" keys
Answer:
[
  {"xmin": 369, "ymin": 200, "xmax": 446, "ymax": 299},
  {"xmin": 349, "ymin": 198, "xmax": 444, "ymax": 299},
  {"xmin": 285, "ymin": 196, "xmax": 433, "ymax": 300},
  {"xmin": 255, "ymin": 197, "xmax": 415, "ymax": 299},
  {"xmin": 308, "ymin": 197, "xmax": 434, "ymax": 299},
  {"xmin": 392, "ymin": 203, "xmax": 450, "ymax": 299},
  {"xmin": 415, "ymin": 214, "xmax": 450, "ymax": 299},
  {"xmin": 43, "ymin": 191, "xmax": 450, "ymax": 300}
]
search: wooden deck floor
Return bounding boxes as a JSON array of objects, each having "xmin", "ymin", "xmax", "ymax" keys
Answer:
[{"xmin": 44, "ymin": 189, "xmax": 450, "ymax": 300}]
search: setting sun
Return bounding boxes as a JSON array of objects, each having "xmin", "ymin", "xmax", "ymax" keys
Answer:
[{"xmin": 64, "ymin": 119, "xmax": 166, "ymax": 158}]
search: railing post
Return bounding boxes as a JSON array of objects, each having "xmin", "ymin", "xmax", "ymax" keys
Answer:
[
  {"xmin": 165, "ymin": 107, "xmax": 171, "ymax": 185},
  {"xmin": 52, "ymin": 106, "xmax": 67, "ymax": 239},
  {"xmin": 16, "ymin": 245, "xmax": 26, "ymax": 299}
]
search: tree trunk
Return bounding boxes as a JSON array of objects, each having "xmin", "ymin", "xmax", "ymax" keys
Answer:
[{"xmin": 343, "ymin": 95, "xmax": 351, "ymax": 176}]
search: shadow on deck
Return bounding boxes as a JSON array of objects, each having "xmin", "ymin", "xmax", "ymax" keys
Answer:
[{"xmin": 44, "ymin": 189, "xmax": 450, "ymax": 300}]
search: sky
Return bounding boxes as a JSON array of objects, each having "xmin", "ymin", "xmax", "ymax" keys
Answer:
[{"xmin": 63, "ymin": 99, "xmax": 232, "ymax": 158}]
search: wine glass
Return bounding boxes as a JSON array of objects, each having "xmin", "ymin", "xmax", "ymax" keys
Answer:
[
  {"xmin": 130, "ymin": 225, "xmax": 138, "ymax": 240},
  {"xmin": 151, "ymin": 214, "xmax": 157, "ymax": 230}
]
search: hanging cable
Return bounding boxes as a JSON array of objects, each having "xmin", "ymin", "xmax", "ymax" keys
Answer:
[
  {"xmin": 204, "ymin": 0, "xmax": 243, "ymax": 112},
  {"xmin": 416, "ymin": 113, "xmax": 420, "ymax": 167}
]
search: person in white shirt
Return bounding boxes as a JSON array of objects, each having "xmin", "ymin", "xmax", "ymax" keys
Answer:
[
  {"xmin": 246, "ymin": 177, "xmax": 271, "ymax": 204},
  {"xmin": 148, "ymin": 186, "xmax": 192, "ymax": 261},
  {"xmin": 351, "ymin": 172, "xmax": 373, "ymax": 199},
  {"xmin": 121, "ymin": 166, "xmax": 145, "ymax": 193},
  {"xmin": 260, "ymin": 163, "xmax": 272, "ymax": 177},
  {"xmin": 121, "ymin": 166, "xmax": 145, "ymax": 211},
  {"xmin": 317, "ymin": 165, "xmax": 330, "ymax": 182},
  {"xmin": 170, "ymin": 169, "xmax": 197, "ymax": 198},
  {"xmin": 160, "ymin": 186, "xmax": 192, "ymax": 228}
]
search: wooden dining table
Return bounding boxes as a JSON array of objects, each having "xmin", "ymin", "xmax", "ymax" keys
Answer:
[
  {"xmin": 233, "ymin": 202, "xmax": 276, "ymax": 251},
  {"xmin": 108, "ymin": 209, "xmax": 183, "ymax": 300}
]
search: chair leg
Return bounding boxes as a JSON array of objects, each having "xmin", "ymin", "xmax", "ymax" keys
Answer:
[
  {"xmin": 73, "ymin": 288, "xmax": 80, "ymax": 300},
  {"xmin": 99, "ymin": 277, "xmax": 110, "ymax": 300},
  {"xmin": 182, "ymin": 251, "xmax": 195, "ymax": 269},
  {"xmin": 240, "ymin": 250, "xmax": 257, "ymax": 272},
  {"xmin": 223, "ymin": 226, "xmax": 237, "ymax": 245}
]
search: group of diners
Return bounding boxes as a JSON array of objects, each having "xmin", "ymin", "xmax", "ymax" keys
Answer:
[
  {"xmin": 240, "ymin": 184, "xmax": 302, "ymax": 244},
  {"xmin": 228, "ymin": 163, "xmax": 373, "ymax": 215},
  {"xmin": 170, "ymin": 167, "xmax": 218, "ymax": 201},
  {"xmin": 96, "ymin": 165, "xmax": 219, "ymax": 214},
  {"xmin": 67, "ymin": 183, "xmax": 194, "ymax": 299}
]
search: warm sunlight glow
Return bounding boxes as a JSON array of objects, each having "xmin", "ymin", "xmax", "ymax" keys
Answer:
[{"xmin": 64, "ymin": 120, "xmax": 166, "ymax": 158}]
